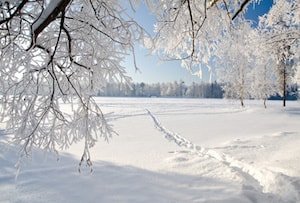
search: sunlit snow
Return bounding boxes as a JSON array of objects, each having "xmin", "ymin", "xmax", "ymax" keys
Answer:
[{"xmin": 1, "ymin": 98, "xmax": 299, "ymax": 202}]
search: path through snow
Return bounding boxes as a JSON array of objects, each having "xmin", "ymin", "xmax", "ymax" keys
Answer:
[{"xmin": 147, "ymin": 109, "xmax": 300, "ymax": 202}]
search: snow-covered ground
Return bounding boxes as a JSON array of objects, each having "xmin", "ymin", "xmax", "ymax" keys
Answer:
[{"xmin": 1, "ymin": 98, "xmax": 300, "ymax": 202}]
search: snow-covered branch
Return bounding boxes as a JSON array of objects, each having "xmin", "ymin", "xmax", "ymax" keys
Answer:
[{"xmin": 0, "ymin": 0, "xmax": 144, "ymax": 164}]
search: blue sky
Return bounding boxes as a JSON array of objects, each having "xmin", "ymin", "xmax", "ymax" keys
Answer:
[{"xmin": 123, "ymin": 1, "xmax": 274, "ymax": 85}]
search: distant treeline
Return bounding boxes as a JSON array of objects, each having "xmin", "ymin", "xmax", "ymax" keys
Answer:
[
  {"xmin": 98, "ymin": 81, "xmax": 299, "ymax": 100},
  {"xmin": 269, "ymin": 84, "xmax": 298, "ymax": 100},
  {"xmin": 98, "ymin": 81, "xmax": 224, "ymax": 98}
]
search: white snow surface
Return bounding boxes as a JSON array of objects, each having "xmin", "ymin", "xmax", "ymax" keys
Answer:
[{"xmin": 1, "ymin": 98, "xmax": 300, "ymax": 203}]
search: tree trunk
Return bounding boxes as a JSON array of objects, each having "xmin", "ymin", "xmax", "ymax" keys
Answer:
[
  {"xmin": 283, "ymin": 66, "xmax": 286, "ymax": 107},
  {"xmin": 263, "ymin": 98, "xmax": 267, "ymax": 108},
  {"xmin": 240, "ymin": 98, "xmax": 244, "ymax": 107}
]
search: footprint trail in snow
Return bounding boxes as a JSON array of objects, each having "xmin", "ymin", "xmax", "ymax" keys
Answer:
[{"xmin": 146, "ymin": 109, "xmax": 300, "ymax": 203}]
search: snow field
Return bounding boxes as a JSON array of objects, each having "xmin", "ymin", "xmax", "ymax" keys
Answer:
[{"xmin": 1, "ymin": 98, "xmax": 300, "ymax": 202}]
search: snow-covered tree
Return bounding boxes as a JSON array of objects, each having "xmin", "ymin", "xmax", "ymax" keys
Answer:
[
  {"xmin": 216, "ymin": 22, "xmax": 254, "ymax": 107},
  {"xmin": 146, "ymin": 0, "xmax": 264, "ymax": 72},
  {"xmin": 248, "ymin": 30, "xmax": 278, "ymax": 108},
  {"xmin": 0, "ymin": 0, "xmax": 144, "ymax": 166},
  {"xmin": 0, "ymin": 0, "xmax": 298, "ymax": 165},
  {"xmin": 250, "ymin": 64, "xmax": 277, "ymax": 108},
  {"xmin": 147, "ymin": 0, "xmax": 299, "ymax": 106},
  {"xmin": 258, "ymin": 0, "xmax": 300, "ymax": 106}
]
